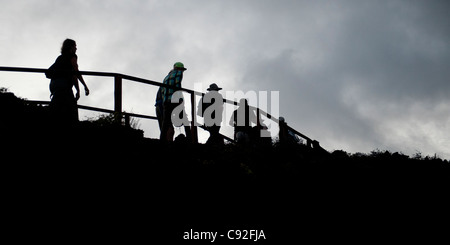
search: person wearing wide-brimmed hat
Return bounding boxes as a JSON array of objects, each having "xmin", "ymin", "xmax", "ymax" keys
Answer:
[{"xmin": 197, "ymin": 83, "xmax": 224, "ymax": 145}]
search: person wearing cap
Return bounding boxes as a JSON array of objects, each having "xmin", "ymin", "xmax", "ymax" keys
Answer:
[
  {"xmin": 160, "ymin": 62, "xmax": 187, "ymax": 142},
  {"xmin": 197, "ymin": 83, "xmax": 224, "ymax": 145}
]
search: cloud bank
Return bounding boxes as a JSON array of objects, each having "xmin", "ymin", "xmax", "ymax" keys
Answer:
[{"xmin": 1, "ymin": 0, "xmax": 449, "ymax": 158}]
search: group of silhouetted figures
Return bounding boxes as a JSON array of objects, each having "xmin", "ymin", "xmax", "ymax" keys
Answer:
[
  {"xmin": 154, "ymin": 61, "xmax": 272, "ymax": 146},
  {"xmin": 46, "ymin": 39, "xmax": 301, "ymax": 146}
]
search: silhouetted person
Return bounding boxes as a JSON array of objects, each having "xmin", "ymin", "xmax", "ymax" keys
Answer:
[
  {"xmin": 197, "ymin": 83, "xmax": 224, "ymax": 145},
  {"xmin": 47, "ymin": 39, "xmax": 89, "ymax": 125},
  {"xmin": 160, "ymin": 62, "xmax": 186, "ymax": 142},
  {"xmin": 252, "ymin": 109, "xmax": 271, "ymax": 146},
  {"xmin": 157, "ymin": 85, "xmax": 191, "ymax": 141},
  {"xmin": 229, "ymin": 99, "xmax": 257, "ymax": 144},
  {"xmin": 278, "ymin": 116, "xmax": 301, "ymax": 146}
]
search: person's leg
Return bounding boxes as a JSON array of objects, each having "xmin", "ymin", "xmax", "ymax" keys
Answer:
[
  {"xmin": 160, "ymin": 102, "xmax": 176, "ymax": 142},
  {"xmin": 156, "ymin": 105, "xmax": 163, "ymax": 130},
  {"xmin": 160, "ymin": 103, "xmax": 170, "ymax": 142}
]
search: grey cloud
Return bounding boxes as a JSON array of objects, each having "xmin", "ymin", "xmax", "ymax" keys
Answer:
[
  {"xmin": 236, "ymin": 0, "xmax": 450, "ymax": 157},
  {"xmin": 1, "ymin": 0, "xmax": 449, "ymax": 158}
]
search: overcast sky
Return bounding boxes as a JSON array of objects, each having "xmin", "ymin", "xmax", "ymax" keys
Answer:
[{"xmin": 1, "ymin": 0, "xmax": 449, "ymax": 159}]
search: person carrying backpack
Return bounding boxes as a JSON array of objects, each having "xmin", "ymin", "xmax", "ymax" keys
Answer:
[{"xmin": 46, "ymin": 39, "xmax": 89, "ymax": 124}]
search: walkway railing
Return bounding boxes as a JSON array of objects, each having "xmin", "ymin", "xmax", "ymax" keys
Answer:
[{"xmin": 0, "ymin": 66, "xmax": 324, "ymax": 150}]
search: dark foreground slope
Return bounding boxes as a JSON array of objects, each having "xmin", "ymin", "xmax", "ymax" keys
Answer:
[{"xmin": 1, "ymin": 90, "xmax": 449, "ymax": 243}]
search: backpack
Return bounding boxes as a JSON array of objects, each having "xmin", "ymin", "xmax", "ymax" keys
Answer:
[
  {"xmin": 45, "ymin": 62, "xmax": 57, "ymax": 79},
  {"xmin": 45, "ymin": 55, "xmax": 65, "ymax": 79}
]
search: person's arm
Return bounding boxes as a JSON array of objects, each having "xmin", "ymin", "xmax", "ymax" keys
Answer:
[
  {"xmin": 229, "ymin": 110, "xmax": 236, "ymax": 127},
  {"xmin": 197, "ymin": 96, "xmax": 203, "ymax": 117},
  {"xmin": 71, "ymin": 56, "xmax": 90, "ymax": 96},
  {"xmin": 174, "ymin": 70, "xmax": 183, "ymax": 89},
  {"xmin": 250, "ymin": 107, "xmax": 258, "ymax": 125},
  {"xmin": 71, "ymin": 57, "xmax": 80, "ymax": 101}
]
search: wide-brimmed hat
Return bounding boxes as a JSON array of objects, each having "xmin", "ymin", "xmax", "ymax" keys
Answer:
[{"xmin": 207, "ymin": 83, "xmax": 222, "ymax": 91}]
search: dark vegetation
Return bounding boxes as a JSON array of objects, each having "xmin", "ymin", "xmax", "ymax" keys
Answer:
[
  {"xmin": 1, "ymin": 88, "xmax": 447, "ymax": 173},
  {"xmin": 1, "ymin": 89, "xmax": 448, "ymax": 243}
]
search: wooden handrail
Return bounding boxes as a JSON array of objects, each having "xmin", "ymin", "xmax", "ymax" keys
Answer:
[
  {"xmin": 26, "ymin": 100, "xmax": 157, "ymax": 120},
  {"xmin": 1, "ymin": 66, "xmax": 323, "ymax": 149}
]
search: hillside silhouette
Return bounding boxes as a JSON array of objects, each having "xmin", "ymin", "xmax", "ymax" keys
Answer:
[
  {"xmin": 1, "ymin": 89, "xmax": 447, "ymax": 171},
  {"xmin": 1, "ymin": 89, "xmax": 449, "ymax": 243}
]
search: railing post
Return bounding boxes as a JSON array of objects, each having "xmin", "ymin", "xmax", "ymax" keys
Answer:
[
  {"xmin": 114, "ymin": 75, "xmax": 123, "ymax": 124},
  {"xmin": 190, "ymin": 92, "xmax": 198, "ymax": 143}
]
